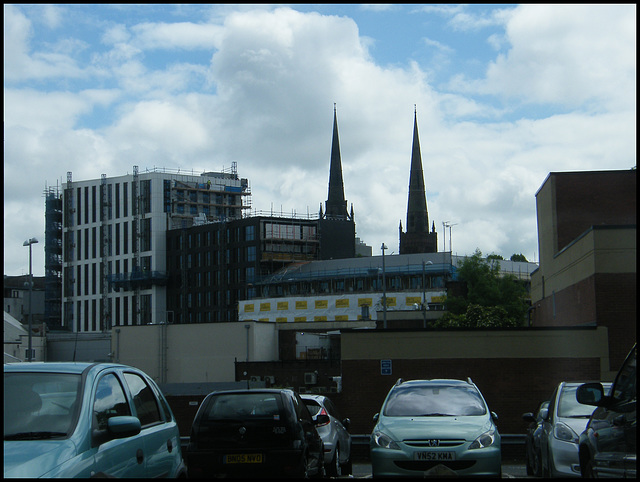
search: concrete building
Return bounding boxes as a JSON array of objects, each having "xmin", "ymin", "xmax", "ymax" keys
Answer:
[
  {"xmin": 530, "ymin": 169, "xmax": 636, "ymax": 369},
  {"xmin": 238, "ymin": 253, "xmax": 538, "ymax": 324},
  {"xmin": 61, "ymin": 165, "xmax": 250, "ymax": 332}
]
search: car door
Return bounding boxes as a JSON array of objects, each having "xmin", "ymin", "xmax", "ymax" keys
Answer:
[
  {"xmin": 592, "ymin": 347, "xmax": 636, "ymax": 477},
  {"xmin": 91, "ymin": 371, "xmax": 147, "ymax": 477},
  {"xmin": 293, "ymin": 393, "xmax": 323, "ymax": 474},
  {"xmin": 123, "ymin": 371, "xmax": 180, "ymax": 478},
  {"xmin": 324, "ymin": 397, "xmax": 351, "ymax": 464},
  {"xmin": 540, "ymin": 386, "xmax": 558, "ymax": 474}
]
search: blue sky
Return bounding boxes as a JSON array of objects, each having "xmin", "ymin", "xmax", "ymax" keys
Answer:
[{"xmin": 4, "ymin": 4, "xmax": 636, "ymax": 277}]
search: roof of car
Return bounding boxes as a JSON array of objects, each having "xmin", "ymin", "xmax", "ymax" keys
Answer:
[
  {"xmin": 3, "ymin": 362, "xmax": 128, "ymax": 374},
  {"xmin": 394, "ymin": 378, "xmax": 474, "ymax": 387}
]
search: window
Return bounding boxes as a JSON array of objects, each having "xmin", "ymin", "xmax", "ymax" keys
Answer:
[
  {"xmin": 124, "ymin": 373, "xmax": 162, "ymax": 427},
  {"xmin": 93, "ymin": 374, "xmax": 131, "ymax": 431}
]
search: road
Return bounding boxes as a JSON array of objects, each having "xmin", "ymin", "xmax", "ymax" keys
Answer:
[{"xmin": 343, "ymin": 459, "xmax": 530, "ymax": 478}]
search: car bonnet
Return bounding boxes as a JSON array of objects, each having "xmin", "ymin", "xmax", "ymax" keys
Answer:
[
  {"xmin": 377, "ymin": 415, "xmax": 494, "ymax": 442},
  {"xmin": 3, "ymin": 439, "xmax": 79, "ymax": 478}
]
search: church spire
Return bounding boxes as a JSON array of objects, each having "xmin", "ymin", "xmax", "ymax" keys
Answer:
[
  {"xmin": 324, "ymin": 103, "xmax": 349, "ymax": 220},
  {"xmin": 406, "ymin": 106, "xmax": 429, "ymax": 233},
  {"xmin": 399, "ymin": 106, "xmax": 437, "ymax": 254}
]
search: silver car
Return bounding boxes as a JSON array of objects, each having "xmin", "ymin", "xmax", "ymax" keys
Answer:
[
  {"xmin": 540, "ymin": 381, "xmax": 612, "ymax": 477},
  {"xmin": 301, "ymin": 394, "xmax": 352, "ymax": 477}
]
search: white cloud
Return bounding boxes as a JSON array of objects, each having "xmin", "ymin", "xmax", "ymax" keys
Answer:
[{"xmin": 3, "ymin": 5, "xmax": 636, "ymax": 276}]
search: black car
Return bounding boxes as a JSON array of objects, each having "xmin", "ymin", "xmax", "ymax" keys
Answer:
[
  {"xmin": 186, "ymin": 389, "xmax": 324, "ymax": 478},
  {"xmin": 576, "ymin": 343, "xmax": 636, "ymax": 478},
  {"xmin": 522, "ymin": 400, "xmax": 549, "ymax": 477}
]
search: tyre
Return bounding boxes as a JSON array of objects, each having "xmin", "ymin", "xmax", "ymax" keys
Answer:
[{"xmin": 327, "ymin": 446, "xmax": 340, "ymax": 477}]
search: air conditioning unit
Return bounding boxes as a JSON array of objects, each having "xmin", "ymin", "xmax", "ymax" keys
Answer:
[
  {"xmin": 265, "ymin": 376, "xmax": 275, "ymax": 384},
  {"xmin": 304, "ymin": 372, "xmax": 317, "ymax": 385},
  {"xmin": 250, "ymin": 376, "xmax": 261, "ymax": 382}
]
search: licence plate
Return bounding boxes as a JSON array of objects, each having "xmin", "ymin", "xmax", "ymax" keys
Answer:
[
  {"xmin": 415, "ymin": 451, "xmax": 455, "ymax": 461},
  {"xmin": 224, "ymin": 454, "xmax": 263, "ymax": 464}
]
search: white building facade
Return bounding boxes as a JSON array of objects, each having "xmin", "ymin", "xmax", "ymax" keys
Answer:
[{"xmin": 61, "ymin": 166, "xmax": 250, "ymax": 332}]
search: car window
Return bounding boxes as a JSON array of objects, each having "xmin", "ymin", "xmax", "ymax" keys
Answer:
[
  {"xmin": 124, "ymin": 373, "xmax": 162, "ymax": 427},
  {"xmin": 93, "ymin": 373, "xmax": 131, "ymax": 431},
  {"xmin": 611, "ymin": 346, "xmax": 636, "ymax": 403},
  {"xmin": 384, "ymin": 384, "xmax": 487, "ymax": 417},
  {"xmin": 294, "ymin": 393, "xmax": 312, "ymax": 422},
  {"xmin": 303, "ymin": 399, "xmax": 322, "ymax": 416},
  {"xmin": 205, "ymin": 393, "xmax": 283, "ymax": 420},
  {"xmin": 324, "ymin": 398, "xmax": 341, "ymax": 419}
]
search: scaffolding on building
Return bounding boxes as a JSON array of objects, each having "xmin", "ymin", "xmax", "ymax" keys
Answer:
[{"xmin": 44, "ymin": 183, "xmax": 63, "ymax": 330}]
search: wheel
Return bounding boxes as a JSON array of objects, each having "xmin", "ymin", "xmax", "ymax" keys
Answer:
[
  {"xmin": 341, "ymin": 456, "xmax": 352, "ymax": 476},
  {"xmin": 583, "ymin": 457, "xmax": 596, "ymax": 478},
  {"xmin": 327, "ymin": 446, "xmax": 340, "ymax": 477}
]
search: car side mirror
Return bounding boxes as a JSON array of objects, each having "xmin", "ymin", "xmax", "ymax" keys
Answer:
[
  {"xmin": 491, "ymin": 411, "xmax": 498, "ymax": 421},
  {"xmin": 108, "ymin": 416, "xmax": 142, "ymax": 438},
  {"xmin": 576, "ymin": 382, "xmax": 606, "ymax": 406},
  {"xmin": 342, "ymin": 417, "xmax": 351, "ymax": 430},
  {"xmin": 92, "ymin": 416, "xmax": 141, "ymax": 447},
  {"xmin": 540, "ymin": 408, "xmax": 549, "ymax": 420},
  {"xmin": 522, "ymin": 412, "xmax": 536, "ymax": 423},
  {"xmin": 373, "ymin": 413, "xmax": 379, "ymax": 422}
]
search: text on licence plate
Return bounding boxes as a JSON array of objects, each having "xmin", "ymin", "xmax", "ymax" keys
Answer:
[
  {"xmin": 224, "ymin": 453, "xmax": 263, "ymax": 464},
  {"xmin": 415, "ymin": 451, "xmax": 455, "ymax": 461}
]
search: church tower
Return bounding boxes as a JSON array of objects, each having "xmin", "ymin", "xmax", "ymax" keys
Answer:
[
  {"xmin": 319, "ymin": 105, "xmax": 356, "ymax": 259},
  {"xmin": 399, "ymin": 107, "xmax": 438, "ymax": 254}
]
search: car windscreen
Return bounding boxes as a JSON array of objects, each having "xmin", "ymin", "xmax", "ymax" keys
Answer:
[
  {"xmin": 4, "ymin": 372, "xmax": 82, "ymax": 439},
  {"xmin": 204, "ymin": 393, "xmax": 284, "ymax": 420},
  {"xmin": 558, "ymin": 383, "xmax": 612, "ymax": 418},
  {"xmin": 383, "ymin": 384, "xmax": 487, "ymax": 417}
]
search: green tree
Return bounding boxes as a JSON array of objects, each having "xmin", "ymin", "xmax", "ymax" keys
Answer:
[
  {"xmin": 442, "ymin": 249, "xmax": 528, "ymax": 328},
  {"xmin": 510, "ymin": 253, "xmax": 528, "ymax": 262}
]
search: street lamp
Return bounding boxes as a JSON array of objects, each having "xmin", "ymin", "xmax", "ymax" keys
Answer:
[
  {"xmin": 23, "ymin": 237, "xmax": 39, "ymax": 362},
  {"xmin": 381, "ymin": 243, "xmax": 387, "ymax": 329}
]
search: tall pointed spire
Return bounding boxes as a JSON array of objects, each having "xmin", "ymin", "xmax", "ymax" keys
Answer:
[
  {"xmin": 399, "ymin": 106, "xmax": 437, "ymax": 254},
  {"xmin": 324, "ymin": 103, "xmax": 349, "ymax": 220},
  {"xmin": 406, "ymin": 106, "xmax": 429, "ymax": 233}
]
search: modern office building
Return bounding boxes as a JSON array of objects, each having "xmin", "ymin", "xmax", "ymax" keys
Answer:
[{"xmin": 60, "ymin": 165, "xmax": 250, "ymax": 332}]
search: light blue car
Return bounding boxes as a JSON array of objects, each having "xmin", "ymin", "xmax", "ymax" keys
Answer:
[
  {"xmin": 4, "ymin": 362, "xmax": 187, "ymax": 478},
  {"xmin": 370, "ymin": 378, "xmax": 501, "ymax": 477}
]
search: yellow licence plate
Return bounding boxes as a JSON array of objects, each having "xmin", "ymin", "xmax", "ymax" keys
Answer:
[{"xmin": 224, "ymin": 454, "xmax": 263, "ymax": 464}]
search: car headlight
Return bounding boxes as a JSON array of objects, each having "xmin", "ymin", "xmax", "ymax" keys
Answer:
[
  {"xmin": 469, "ymin": 429, "xmax": 496, "ymax": 449},
  {"xmin": 372, "ymin": 431, "xmax": 401, "ymax": 450},
  {"xmin": 553, "ymin": 422, "xmax": 579, "ymax": 443}
]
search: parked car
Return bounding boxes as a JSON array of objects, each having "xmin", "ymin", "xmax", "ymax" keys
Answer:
[
  {"xmin": 186, "ymin": 389, "xmax": 324, "ymax": 478},
  {"xmin": 522, "ymin": 400, "xmax": 549, "ymax": 477},
  {"xmin": 4, "ymin": 362, "xmax": 187, "ymax": 478},
  {"xmin": 540, "ymin": 380, "xmax": 612, "ymax": 477},
  {"xmin": 301, "ymin": 393, "xmax": 352, "ymax": 477},
  {"xmin": 370, "ymin": 378, "xmax": 501, "ymax": 478},
  {"xmin": 576, "ymin": 343, "xmax": 636, "ymax": 478}
]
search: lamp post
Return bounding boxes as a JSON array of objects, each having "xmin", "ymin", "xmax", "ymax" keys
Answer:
[
  {"xmin": 381, "ymin": 243, "xmax": 387, "ymax": 329},
  {"xmin": 23, "ymin": 237, "xmax": 38, "ymax": 362}
]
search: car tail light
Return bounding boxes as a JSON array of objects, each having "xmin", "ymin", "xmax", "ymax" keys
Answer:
[{"xmin": 316, "ymin": 408, "xmax": 330, "ymax": 427}]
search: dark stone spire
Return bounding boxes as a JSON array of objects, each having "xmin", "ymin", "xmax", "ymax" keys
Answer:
[
  {"xmin": 399, "ymin": 106, "xmax": 437, "ymax": 254},
  {"xmin": 324, "ymin": 104, "xmax": 350, "ymax": 220},
  {"xmin": 406, "ymin": 106, "xmax": 429, "ymax": 233}
]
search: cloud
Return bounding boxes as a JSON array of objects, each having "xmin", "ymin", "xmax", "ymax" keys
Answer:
[{"xmin": 3, "ymin": 5, "xmax": 636, "ymax": 277}]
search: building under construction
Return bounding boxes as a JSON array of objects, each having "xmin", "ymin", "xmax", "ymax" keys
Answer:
[{"xmin": 59, "ymin": 164, "xmax": 250, "ymax": 332}]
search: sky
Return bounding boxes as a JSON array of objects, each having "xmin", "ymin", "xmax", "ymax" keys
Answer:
[{"xmin": 4, "ymin": 4, "xmax": 636, "ymax": 278}]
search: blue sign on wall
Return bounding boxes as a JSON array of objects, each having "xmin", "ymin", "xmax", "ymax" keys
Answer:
[{"xmin": 381, "ymin": 359, "xmax": 392, "ymax": 375}]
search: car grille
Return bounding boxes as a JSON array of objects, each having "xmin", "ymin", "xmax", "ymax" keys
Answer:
[
  {"xmin": 395, "ymin": 460, "xmax": 476, "ymax": 471},
  {"xmin": 403, "ymin": 439, "xmax": 466, "ymax": 448}
]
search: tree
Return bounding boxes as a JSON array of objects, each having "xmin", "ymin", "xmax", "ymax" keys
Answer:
[
  {"xmin": 510, "ymin": 253, "xmax": 528, "ymax": 262},
  {"xmin": 441, "ymin": 249, "xmax": 528, "ymax": 328}
]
